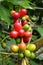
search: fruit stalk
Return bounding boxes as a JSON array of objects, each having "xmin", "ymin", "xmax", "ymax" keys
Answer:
[
  {"xmin": 0, "ymin": 36, "xmax": 9, "ymax": 44},
  {"xmin": 21, "ymin": 58, "xmax": 30, "ymax": 65},
  {"xmin": 32, "ymin": 37, "xmax": 43, "ymax": 50},
  {"xmin": 25, "ymin": 58, "xmax": 30, "ymax": 65},
  {"xmin": 21, "ymin": 58, "xmax": 27, "ymax": 65},
  {"xmin": 35, "ymin": 50, "xmax": 43, "ymax": 56}
]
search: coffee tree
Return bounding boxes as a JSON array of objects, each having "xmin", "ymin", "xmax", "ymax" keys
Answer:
[{"xmin": 0, "ymin": 0, "xmax": 43, "ymax": 65}]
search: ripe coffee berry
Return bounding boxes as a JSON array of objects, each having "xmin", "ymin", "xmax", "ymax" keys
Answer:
[
  {"xmin": 23, "ymin": 36, "xmax": 30, "ymax": 43},
  {"xmin": 10, "ymin": 30, "xmax": 18, "ymax": 38},
  {"xmin": 12, "ymin": 12, "xmax": 20, "ymax": 19},
  {"xmin": 24, "ymin": 31, "xmax": 32, "ymax": 37},
  {"xmin": 19, "ymin": 29, "xmax": 25, "ymax": 37},
  {"xmin": 14, "ymin": 22, "xmax": 22, "ymax": 31},
  {"xmin": 19, "ymin": 9, "xmax": 27, "ymax": 16}
]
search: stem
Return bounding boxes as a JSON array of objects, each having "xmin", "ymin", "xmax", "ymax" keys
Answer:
[
  {"xmin": 0, "ymin": 52, "xmax": 18, "ymax": 56},
  {"xmin": 28, "ymin": 1, "xmax": 35, "ymax": 6},
  {"xmin": 25, "ymin": 58, "xmax": 30, "ymax": 65},
  {"xmin": 0, "ymin": 36, "xmax": 9, "ymax": 44},
  {"xmin": 31, "ymin": 37, "xmax": 43, "ymax": 50},
  {"xmin": 35, "ymin": 50, "xmax": 43, "ymax": 56},
  {"xmin": 21, "ymin": 38, "xmax": 24, "ymax": 43},
  {"xmin": 21, "ymin": 58, "xmax": 26, "ymax": 65},
  {"xmin": 2, "ymin": 30, "xmax": 9, "ymax": 34}
]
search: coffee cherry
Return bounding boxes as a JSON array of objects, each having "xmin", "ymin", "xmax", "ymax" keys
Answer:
[
  {"xmin": 10, "ymin": 45, "xmax": 19, "ymax": 53},
  {"xmin": 14, "ymin": 22, "xmax": 22, "ymax": 31},
  {"xmin": 19, "ymin": 9, "xmax": 27, "ymax": 16},
  {"xmin": 10, "ymin": 30, "xmax": 18, "ymax": 38},
  {"xmin": 12, "ymin": 12, "xmax": 20, "ymax": 19},
  {"xmin": 19, "ymin": 40, "xmax": 26, "ymax": 51},
  {"xmin": 23, "ymin": 24, "xmax": 29, "ymax": 31},
  {"xmin": 19, "ymin": 29, "xmax": 25, "ymax": 37},
  {"xmin": 24, "ymin": 31, "xmax": 32, "ymax": 37},
  {"xmin": 23, "ymin": 36, "xmax": 30, "ymax": 43}
]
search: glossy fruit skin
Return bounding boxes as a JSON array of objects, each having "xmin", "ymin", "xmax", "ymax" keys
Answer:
[
  {"xmin": 30, "ymin": 52, "xmax": 36, "ymax": 59},
  {"xmin": 12, "ymin": 12, "xmax": 20, "ymax": 19},
  {"xmin": 10, "ymin": 31, "xmax": 18, "ymax": 38},
  {"xmin": 19, "ymin": 53, "xmax": 24, "ymax": 58},
  {"xmin": 22, "ymin": 20, "xmax": 28, "ymax": 26},
  {"xmin": 10, "ymin": 45, "xmax": 19, "ymax": 53},
  {"xmin": 23, "ymin": 24, "xmax": 29, "ymax": 31},
  {"xmin": 19, "ymin": 29, "xmax": 25, "ymax": 37},
  {"xmin": 19, "ymin": 9, "xmax": 27, "ymax": 16},
  {"xmin": 23, "ymin": 36, "xmax": 30, "ymax": 43},
  {"xmin": 26, "ymin": 44, "xmax": 36, "ymax": 51},
  {"xmin": 14, "ymin": 22, "xmax": 22, "ymax": 31},
  {"xmin": 19, "ymin": 43, "xmax": 26, "ymax": 51},
  {"xmin": 24, "ymin": 31, "xmax": 32, "ymax": 37},
  {"xmin": 1, "ymin": 42, "xmax": 6, "ymax": 49},
  {"xmin": 24, "ymin": 50, "xmax": 31, "ymax": 57}
]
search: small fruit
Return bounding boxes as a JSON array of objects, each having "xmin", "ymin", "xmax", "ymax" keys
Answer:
[
  {"xmin": 19, "ymin": 53, "xmax": 24, "ymax": 58},
  {"xmin": 10, "ymin": 31, "xmax": 18, "ymax": 38},
  {"xmin": 27, "ymin": 44, "xmax": 36, "ymax": 51},
  {"xmin": 24, "ymin": 31, "xmax": 32, "ymax": 37},
  {"xmin": 22, "ymin": 15, "xmax": 29, "ymax": 20},
  {"xmin": 12, "ymin": 12, "xmax": 20, "ymax": 19},
  {"xmin": 22, "ymin": 20, "xmax": 28, "ymax": 26},
  {"xmin": 19, "ymin": 40, "xmax": 26, "ymax": 51},
  {"xmin": 24, "ymin": 50, "xmax": 31, "ymax": 57},
  {"xmin": 10, "ymin": 10, "xmax": 15, "ymax": 15},
  {"xmin": 19, "ymin": 29, "xmax": 25, "ymax": 37},
  {"xmin": 22, "ymin": 16, "xmax": 26, "ymax": 20},
  {"xmin": 16, "ymin": 37, "xmax": 21, "ymax": 44},
  {"xmin": 19, "ymin": 9, "xmax": 27, "ymax": 16},
  {"xmin": 23, "ymin": 36, "xmax": 30, "ymax": 43},
  {"xmin": 14, "ymin": 22, "xmax": 22, "ymax": 31},
  {"xmin": 1, "ymin": 42, "xmax": 6, "ymax": 49},
  {"xmin": 30, "ymin": 52, "xmax": 36, "ymax": 59},
  {"xmin": 10, "ymin": 45, "xmax": 19, "ymax": 52},
  {"xmin": 23, "ymin": 24, "xmax": 29, "ymax": 31},
  {"xmin": 25, "ymin": 15, "xmax": 30, "ymax": 20}
]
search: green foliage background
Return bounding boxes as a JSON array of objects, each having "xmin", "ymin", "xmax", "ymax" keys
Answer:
[{"xmin": 0, "ymin": 0, "xmax": 43, "ymax": 65}]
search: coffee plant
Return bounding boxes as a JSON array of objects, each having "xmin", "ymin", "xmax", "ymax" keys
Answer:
[{"xmin": 0, "ymin": 0, "xmax": 43, "ymax": 65}]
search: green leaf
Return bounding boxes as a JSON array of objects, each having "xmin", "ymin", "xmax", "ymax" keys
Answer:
[
  {"xmin": 36, "ymin": 27, "xmax": 43, "ymax": 36},
  {"xmin": 0, "ymin": 0, "xmax": 4, "ymax": 2},
  {"xmin": 6, "ymin": 39, "xmax": 16, "ymax": 44},
  {"xmin": 32, "ymin": 35, "xmax": 37, "ymax": 41},
  {"xmin": 30, "ymin": 60, "xmax": 41, "ymax": 65},
  {"xmin": 36, "ymin": 54, "xmax": 43, "ymax": 60},
  {"xmin": 36, "ymin": 47, "xmax": 43, "ymax": 60},
  {"xmin": 7, "ymin": 0, "xmax": 32, "ymax": 9},
  {"xmin": 6, "ymin": 39, "xmax": 16, "ymax": 51},
  {"xmin": 0, "ymin": 5, "xmax": 11, "ymax": 25},
  {"xmin": 36, "ymin": 47, "xmax": 43, "ymax": 52}
]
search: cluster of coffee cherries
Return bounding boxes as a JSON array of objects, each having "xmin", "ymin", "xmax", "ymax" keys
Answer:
[
  {"xmin": 10, "ymin": 8, "xmax": 32, "ymax": 43},
  {"xmin": 9, "ymin": 9, "xmax": 36, "ymax": 59}
]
